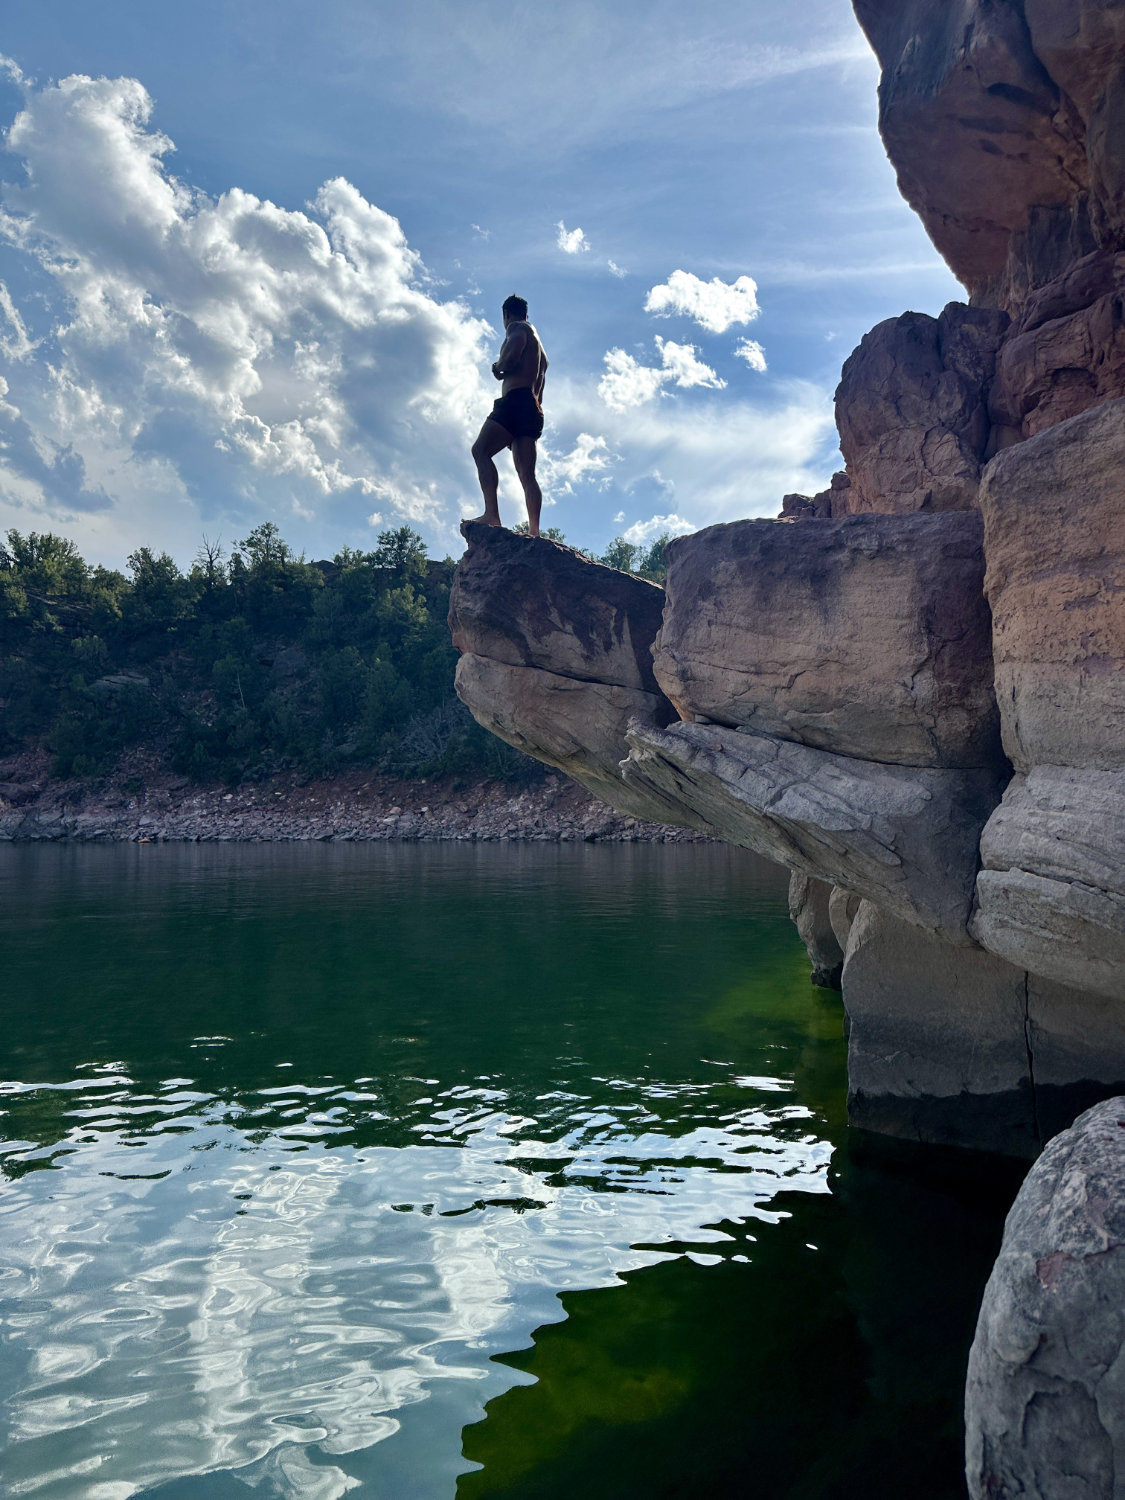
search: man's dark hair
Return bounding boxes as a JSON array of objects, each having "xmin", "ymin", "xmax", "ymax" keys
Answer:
[{"xmin": 502, "ymin": 294, "xmax": 528, "ymax": 320}]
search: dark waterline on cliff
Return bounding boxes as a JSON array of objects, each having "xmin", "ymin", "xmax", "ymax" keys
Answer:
[{"xmin": 0, "ymin": 844, "xmax": 1023, "ymax": 1498}]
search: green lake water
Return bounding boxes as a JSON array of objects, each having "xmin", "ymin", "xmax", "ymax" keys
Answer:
[{"xmin": 0, "ymin": 844, "xmax": 1025, "ymax": 1498}]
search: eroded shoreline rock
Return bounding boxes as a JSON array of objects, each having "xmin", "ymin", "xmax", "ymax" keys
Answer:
[{"xmin": 965, "ymin": 1097, "xmax": 1125, "ymax": 1497}]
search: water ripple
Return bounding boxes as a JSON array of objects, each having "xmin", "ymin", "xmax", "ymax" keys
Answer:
[{"xmin": 0, "ymin": 1060, "xmax": 830, "ymax": 1496}]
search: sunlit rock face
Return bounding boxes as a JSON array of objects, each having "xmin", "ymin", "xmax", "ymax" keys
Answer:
[
  {"xmin": 978, "ymin": 400, "xmax": 1125, "ymax": 776},
  {"xmin": 965, "ymin": 1097, "xmax": 1125, "ymax": 1495},
  {"xmin": 653, "ymin": 512, "xmax": 1003, "ymax": 770},
  {"xmin": 969, "ymin": 400, "xmax": 1125, "ymax": 999}
]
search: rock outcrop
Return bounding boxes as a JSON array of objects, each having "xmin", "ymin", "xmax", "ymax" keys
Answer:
[
  {"xmin": 622, "ymin": 719, "xmax": 996, "ymax": 940},
  {"xmin": 852, "ymin": 0, "xmax": 1092, "ymax": 309},
  {"xmin": 965, "ymin": 1097, "xmax": 1125, "ymax": 1497},
  {"xmin": 653, "ymin": 512, "xmax": 1002, "ymax": 769},
  {"xmin": 450, "ymin": 523, "xmax": 676, "ymax": 817},
  {"xmin": 450, "ymin": 521, "xmax": 665, "ymax": 694},
  {"xmin": 835, "ymin": 306, "xmax": 1008, "ymax": 514}
]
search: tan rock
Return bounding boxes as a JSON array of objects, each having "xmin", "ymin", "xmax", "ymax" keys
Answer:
[
  {"xmin": 454, "ymin": 654, "xmax": 678, "ymax": 824},
  {"xmin": 979, "ymin": 397, "xmax": 1125, "ymax": 773},
  {"xmin": 972, "ymin": 767, "xmax": 1125, "ymax": 1001},
  {"xmin": 836, "ymin": 305, "xmax": 1007, "ymax": 513},
  {"xmin": 653, "ymin": 512, "xmax": 1002, "ymax": 770},
  {"xmin": 622, "ymin": 719, "xmax": 1000, "ymax": 939},
  {"xmin": 449, "ymin": 520, "xmax": 666, "ymax": 695}
]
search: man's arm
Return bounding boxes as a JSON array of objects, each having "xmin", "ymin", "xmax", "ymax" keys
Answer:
[{"xmin": 492, "ymin": 324, "xmax": 527, "ymax": 379}]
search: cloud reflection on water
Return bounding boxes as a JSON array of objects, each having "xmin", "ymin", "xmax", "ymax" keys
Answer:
[{"xmin": 0, "ymin": 1068, "xmax": 831, "ymax": 1496}]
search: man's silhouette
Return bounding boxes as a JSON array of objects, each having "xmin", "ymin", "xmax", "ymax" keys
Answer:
[{"xmin": 470, "ymin": 295, "xmax": 548, "ymax": 536}]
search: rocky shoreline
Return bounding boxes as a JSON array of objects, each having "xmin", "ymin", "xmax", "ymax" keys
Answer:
[{"xmin": 0, "ymin": 749, "xmax": 707, "ymax": 845}]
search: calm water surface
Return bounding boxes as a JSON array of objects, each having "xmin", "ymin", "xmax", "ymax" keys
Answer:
[{"xmin": 0, "ymin": 844, "xmax": 1023, "ymax": 1498}]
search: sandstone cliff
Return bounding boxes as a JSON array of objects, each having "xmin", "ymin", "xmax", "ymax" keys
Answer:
[{"xmin": 451, "ymin": 0, "xmax": 1125, "ymax": 1161}]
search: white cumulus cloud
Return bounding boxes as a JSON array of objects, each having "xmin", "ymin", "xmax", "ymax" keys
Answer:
[
  {"xmin": 0, "ymin": 70, "xmax": 496, "ymax": 558},
  {"xmin": 735, "ymin": 338, "xmax": 768, "ymax": 372},
  {"xmin": 598, "ymin": 336, "xmax": 725, "ymax": 412},
  {"xmin": 644, "ymin": 269, "xmax": 761, "ymax": 333},
  {"xmin": 540, "ymin": 432, "xmax": 616, "ymax": 494},
  {"xmin": 556, "ymin": 221, "xmax": 589, "ymax": 254},
  {"xmin": 621, "ymin": 512, "xmax": 695, "ymax": 545}
]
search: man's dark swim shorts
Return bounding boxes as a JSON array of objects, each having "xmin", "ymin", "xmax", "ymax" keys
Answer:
[{"xmin": 490, "ymin": 387, "xmax": 544, "ymax": 442}]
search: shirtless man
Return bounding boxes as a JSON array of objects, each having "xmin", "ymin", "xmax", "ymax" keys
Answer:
[{"xmin": 470, "ymin": 294, "xmax": 548, "ymax": 535}]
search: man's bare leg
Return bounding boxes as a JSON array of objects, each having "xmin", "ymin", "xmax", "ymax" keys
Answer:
[
  {"xmin": 512, "ymin": 436, "xmax": 542, "ymax": 538},
  {"xmin": 470, "ymin": 419, "xmax": 513, "ymax": 526}
]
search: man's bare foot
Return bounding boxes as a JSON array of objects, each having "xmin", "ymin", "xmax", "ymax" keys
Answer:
[{"xmin": 467, "ymin": 514, "xmax": 503, "ymax": 527}]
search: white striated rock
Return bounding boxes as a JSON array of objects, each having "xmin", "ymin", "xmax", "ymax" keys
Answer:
[{"xmin": 622, "ymin": 719, "xmax": 1001, "ymax": 940}]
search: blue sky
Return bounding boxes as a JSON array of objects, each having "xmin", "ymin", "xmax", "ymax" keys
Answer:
[{"xmin": 0, "ymin": 0, "xmax": 960, "ymax": 566}]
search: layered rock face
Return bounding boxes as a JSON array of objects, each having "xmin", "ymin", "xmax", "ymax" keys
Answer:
[
  {"xmin": 965, "ymin": 1097, "xmax": 1125, "ymax": 1498},
  {"xmin": 971, "ymin": 399, "xmax": 1125, "ymax": 1001}
]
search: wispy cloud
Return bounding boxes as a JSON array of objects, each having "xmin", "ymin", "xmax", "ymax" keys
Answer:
[
  {"xmin": 735, "ymin": 338, "xmax": 767, "ymax": 372},
  {"xmin": 540, "ymin": 431, "xmax": 616, "ymax": 494}
]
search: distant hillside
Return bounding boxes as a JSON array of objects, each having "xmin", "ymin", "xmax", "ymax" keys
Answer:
[{"xmin": 0, "ymin": 522, "xmax": 669, "ymax": 790}]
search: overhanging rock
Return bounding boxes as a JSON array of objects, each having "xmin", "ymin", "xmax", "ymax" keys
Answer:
[
  {"xmin": 622, "ymin": 719, "xmax": 1001, "ymax": 941},
  {"xmin": 454, "ymin": 653, "xmax": 680, "ymax": 823}
]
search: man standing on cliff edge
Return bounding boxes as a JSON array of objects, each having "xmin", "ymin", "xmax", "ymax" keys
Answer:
[{"xmin": 470, "ymin": 294, "xmax": 548, "ymax": 536}]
